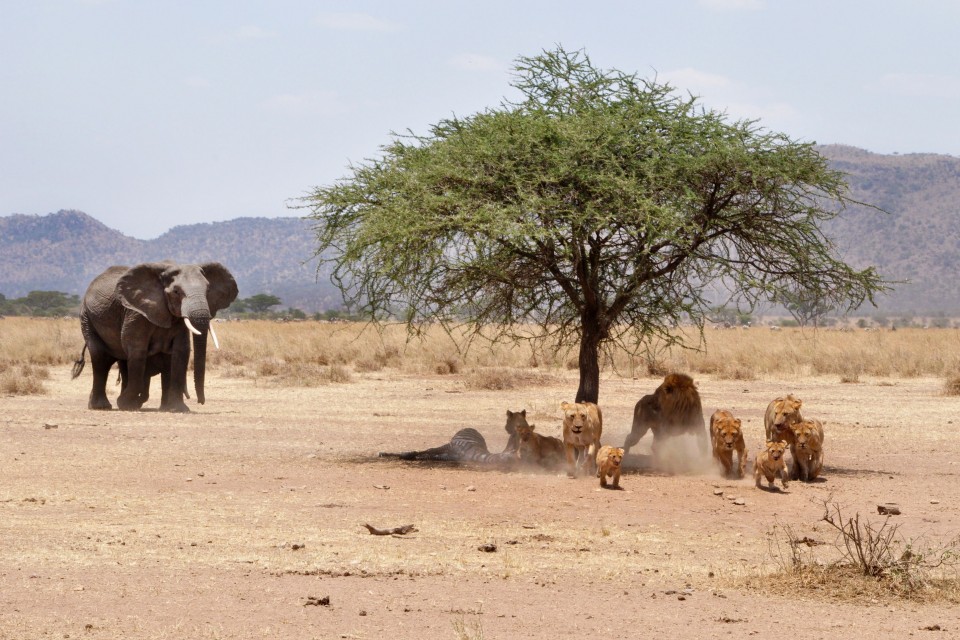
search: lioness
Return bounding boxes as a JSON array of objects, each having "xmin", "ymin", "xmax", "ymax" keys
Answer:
[
  {"xmin": 516, "ymin": 422, "xmax": 566, "ymax": 470},
  {"xmin": 502, "ymin": 409, "xmax": 530, "ymax": 454},
  {"xmin": 560, "ymin": 401, "xmax": 603, "ymax": 478},
  {"xmin": 596, "ymin": 445, "xmax": 624, "ymax": 489},
  {"xmin": 764, "ymin": 394, "xmax": 803, "ymax": 444},
  {"xmin": 789, "ymin": 418, "xmax": 824, "ymax": 482},
  {"xmin": 754, "ymin": 441, "xmax": 790, "ymax": 491},
  {"xmin": 710, "ymin": 409, "xmax": 746, "ymax": 478}
]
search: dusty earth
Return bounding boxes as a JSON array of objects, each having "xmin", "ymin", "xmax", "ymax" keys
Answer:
[{"xmin": 2, "ymin": 363, "xmax": 960, "ymax": 639}]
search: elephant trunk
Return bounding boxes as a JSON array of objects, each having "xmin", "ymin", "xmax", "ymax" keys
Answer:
[
  {"xmin": 183, "ymin": 295, "xmax": 212, "ymax": 405},
  {"xmin": 193, "ymin": 328, "xmax": 208, "ymax": 405}
]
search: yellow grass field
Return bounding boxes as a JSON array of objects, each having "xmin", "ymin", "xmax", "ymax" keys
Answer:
[{"xmin": 2, "ymin": 317, "xmax": 960, "ymax": 638}]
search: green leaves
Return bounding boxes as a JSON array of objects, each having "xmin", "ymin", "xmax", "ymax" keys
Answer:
[{"xmin": 297, "ymin": 46, "xmax": 886, "ymax": 396}]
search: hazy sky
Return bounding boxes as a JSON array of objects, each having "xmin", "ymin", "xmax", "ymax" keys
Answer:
[{"xmin": 3, "ymin": 0, "xmax": 958, "ymax": 239}]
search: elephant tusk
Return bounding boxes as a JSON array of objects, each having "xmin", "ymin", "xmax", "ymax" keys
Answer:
[
  {"xmin": 184, "ymin": 317, "xmax": 202, "ymax": 336},
  {"xmin": 209, "ymin": 324, "xmax": 220, "ymax": 350}
]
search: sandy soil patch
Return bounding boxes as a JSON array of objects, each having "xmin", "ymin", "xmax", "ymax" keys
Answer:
[{"xmin": 2, "ymin": 366, "xmax": 959, "ymax": 638}]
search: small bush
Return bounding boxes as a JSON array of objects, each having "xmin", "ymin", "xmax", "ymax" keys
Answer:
[
  {"xmin": 756, "ymin": 507, "xmax": 960, "ymax": 603},
  {"xmin": 943, "ymin": 375, "xmax": 960, "ymax": 396},
  {"xmin": 0, "ymin": 365, "xmax": 49, "ymax": 395},
  {"xmin": 464, "ymin": 367, "xmax": 557, "ymax": 391},
  {"xmin": 354, "ymin": 357, "xmax": 384, "ymax": 373},
  {"xmin": 323, "ymin": 364, "xmax": 353, "ymax": 384},
  {"xmin": 256, "ymin": 358, "xmax": 285, "ymax": 377},
  {"xmin": 435, "ymin": 356, "xmax": 461, "ymax": 375}
]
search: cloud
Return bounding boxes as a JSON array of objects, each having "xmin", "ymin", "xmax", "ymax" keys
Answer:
[
  {"xmin": 698, "ymin": 0, "xmax": 765, "ymax": 10},
  {"xmin": 260, "ymin": 91, "xmax": 346, "ymax": 117},
  {"xmin": 870, "ymin": 73, "xmax": 960, "ymax": 99},
  {"xmin": 722, "ymin": 100, "xmax": 801, "ymax": 124},
  {"xmin": 235, "ymin": 25, "xmax": 277, "ymax": 40},
  {"xmin": 660, "ymin": 67, "xmax": 731, "ymax": 92},
  {"xmin": 315, "ymin": 12, "xmax": 401, "ymax": 32},
  {"xmin": 448, "ymin": 54, "xmax": 501, "ymax": 72},
  {"xmin": 660, "ymin": 67, "xmax": 800, "ymax": 127}
]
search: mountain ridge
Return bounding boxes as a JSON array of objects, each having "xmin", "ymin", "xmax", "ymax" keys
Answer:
[{"xmin": 2, "ymin": 145, "xmax": 959, "ymax": 314}]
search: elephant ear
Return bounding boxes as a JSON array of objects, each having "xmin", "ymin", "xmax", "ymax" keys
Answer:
[
  {"xmin": 201, "ymin": 262, "xmax": 239, "ymax": 316},
  {"xmin": 117, "ymin": 263, "xmax": 174, "ymax": 328}
]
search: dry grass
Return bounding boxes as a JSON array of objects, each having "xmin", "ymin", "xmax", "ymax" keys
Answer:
[
  {"xmin": 943, "ymin": 374, "xmax": 960, "ymax": 396},
  {"xmin": 5, "ymin": 316, "xmax": 960, "ymax": 384},
  {"xmin": 0, "ymin": 364, "xmax": 49, "ymax": 395},
  {"xmin": 747, "ymin": 514, "xmax": 960, "ymax": 604},
  {"xmin": 740, "ymin": 563, "xmax": 960, "ymax": 605},
  {"xmin": 463, "ymin": 367, "xmax": 560, "ymax": 390}
]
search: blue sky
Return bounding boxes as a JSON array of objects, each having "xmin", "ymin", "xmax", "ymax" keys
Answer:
[{"xmin": 2, "ymin": 0, "xmax": 958, "ymax": 238}]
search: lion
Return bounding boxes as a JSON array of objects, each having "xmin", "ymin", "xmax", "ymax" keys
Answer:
[
  {"xmin": 789, "ymin": 418, "xmax": 824, "ymax": 482},
  {"xmin": 560, "ymin": 401, "xmax": 603, "ymax": 478},
  {"xmin": 754, "ymin": 440, "xmax": 790, "ymax": 491},
  {"xmin": 710, "ymin": 409, "xmax": 747, "ymax": 478},
  {"xmin": 596, "ymin": 445, "xmax": 624, "ymax": 489},
  {"xmin": 502, "ymin": 409, "xmax": 530, "ymax": 454},
  {"xmin": 622, "ymin": 373, "xmax": 707, "ymax": 456},
  {"xmin": 764, "ymin": 395, "xmax": 803, "ymax": 444},
  {"xmin": 515, "ymin": 422, "xmax": 566, "ymax": 470}
]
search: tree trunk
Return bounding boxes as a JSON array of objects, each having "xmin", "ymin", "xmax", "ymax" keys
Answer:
[{"xmin": 575, "ymin": 314, "xmax": 604, "ymax": 404}]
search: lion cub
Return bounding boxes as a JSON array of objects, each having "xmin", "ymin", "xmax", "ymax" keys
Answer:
[
  {"xmin": 710, "ymin": 409, "xmax": 746, "ymax": 478},
  {"xmin": 516, "ymin": 423, "xmax": 566, "ymax": 469},
  {"xmin": 596, "ymin": 445, "xmax": 624, "ymax": 489},
  {"xmin": 754, "ymin": 441, "xmax": 790, "ymax": 491}
]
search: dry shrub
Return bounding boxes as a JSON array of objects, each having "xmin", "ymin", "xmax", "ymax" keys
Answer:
[
  {"xmin": 0, "ymin": 364, "xmax": 49, "ymax": 395},
  {"xmin": 944, "ymin": 375, "xmax": 960, "ymax": 396},
  {"xmin": 434, "ymin": 356, "xmax": 461, "ymax": 375},
  {"xmin": 748, "ymin": 507, "xmax": 960, "ymax": 604},
  {"xmin": 260, "ymin": 362, "xmax": 353, "ymax": 387},
  {"xmin": 463, "ymin": 367, "xmax": 558, "ymax": 391},
  {"xmin": 354, "ymin": 357, "xmax": 384, "ymax": 373},
  {"xmin": 256, "ymin": 358, "xmax": 285, "ymax": 377}
]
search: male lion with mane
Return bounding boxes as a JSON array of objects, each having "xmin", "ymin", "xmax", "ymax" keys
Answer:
[
  {"xmin": 623, "ymin": 373, "xmax": 707, "ymax": 457},
  {"xmin": 560, "ymin": 401, "xmax": 603, "ymax": 478}
]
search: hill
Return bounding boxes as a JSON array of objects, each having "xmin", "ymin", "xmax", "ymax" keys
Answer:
[
  {"xmin": 817, "ymin": 145, "xmax": 960, "ymax": 314},
  {"xmin": 0, "ymin": 211, "xmax": 337, "ymax": 312},
  {"xmin": 1, "ymin": 145, "xmax": 959, "ymax": 314}
]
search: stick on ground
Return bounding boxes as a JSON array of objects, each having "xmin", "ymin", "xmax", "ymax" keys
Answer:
[{"xmin": 363, "ymin": 523, "xmax": 418, "ymax": 536}]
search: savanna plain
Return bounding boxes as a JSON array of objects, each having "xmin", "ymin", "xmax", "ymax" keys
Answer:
[{"xmin": 2, "ymin": 318, "xmax": 960, "ymax": 639}]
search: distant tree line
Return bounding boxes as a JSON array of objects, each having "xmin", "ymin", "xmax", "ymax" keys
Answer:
[
  {"xmin": 0, "ymin": 291, "xmax": 80, "ymax": 317},
  {"xmin": 224, "ymin": 293, "xmax": 365, "ymax": 322}
]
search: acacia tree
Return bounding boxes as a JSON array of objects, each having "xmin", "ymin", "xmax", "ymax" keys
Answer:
[{"xmin": 299, "ymin": 47, "xmax": 885, "ymax": 403}]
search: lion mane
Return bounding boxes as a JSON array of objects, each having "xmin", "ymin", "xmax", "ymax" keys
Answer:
[{"xmin": 623, "ymin": 373, "xmax": 708, "ymax": 456}]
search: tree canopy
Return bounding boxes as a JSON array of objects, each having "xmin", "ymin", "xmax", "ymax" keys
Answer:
[{"xmin": 299, "ymin": 46, "xmax": 886, "ymax": 403}]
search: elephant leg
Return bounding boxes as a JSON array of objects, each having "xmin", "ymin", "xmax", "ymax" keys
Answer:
[
  {"xmin": 117, "ymin": 352, "xmax": 148, "ymax": 411},
  {"xmin": 160, "ymin": 338, "xmax": 190, "ymax": 413},
  {"xmin": 86, "ymin": 336, "xmax": 116, "ymax": 411}
]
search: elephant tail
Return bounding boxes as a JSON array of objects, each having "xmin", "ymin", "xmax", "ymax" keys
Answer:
[{"xmin": 71, "ymin": 344, "xmax": 87, "ymax": 380}]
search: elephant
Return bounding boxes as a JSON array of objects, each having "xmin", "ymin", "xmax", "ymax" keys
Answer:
[{"xmin": 71, "ymin": 261, "xmax": 238, "ymax": 412}]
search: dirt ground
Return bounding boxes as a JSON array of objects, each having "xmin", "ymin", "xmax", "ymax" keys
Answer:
[{"xmin": 2, "ymin": 364, "xmax": 959, "ymax": 639}]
